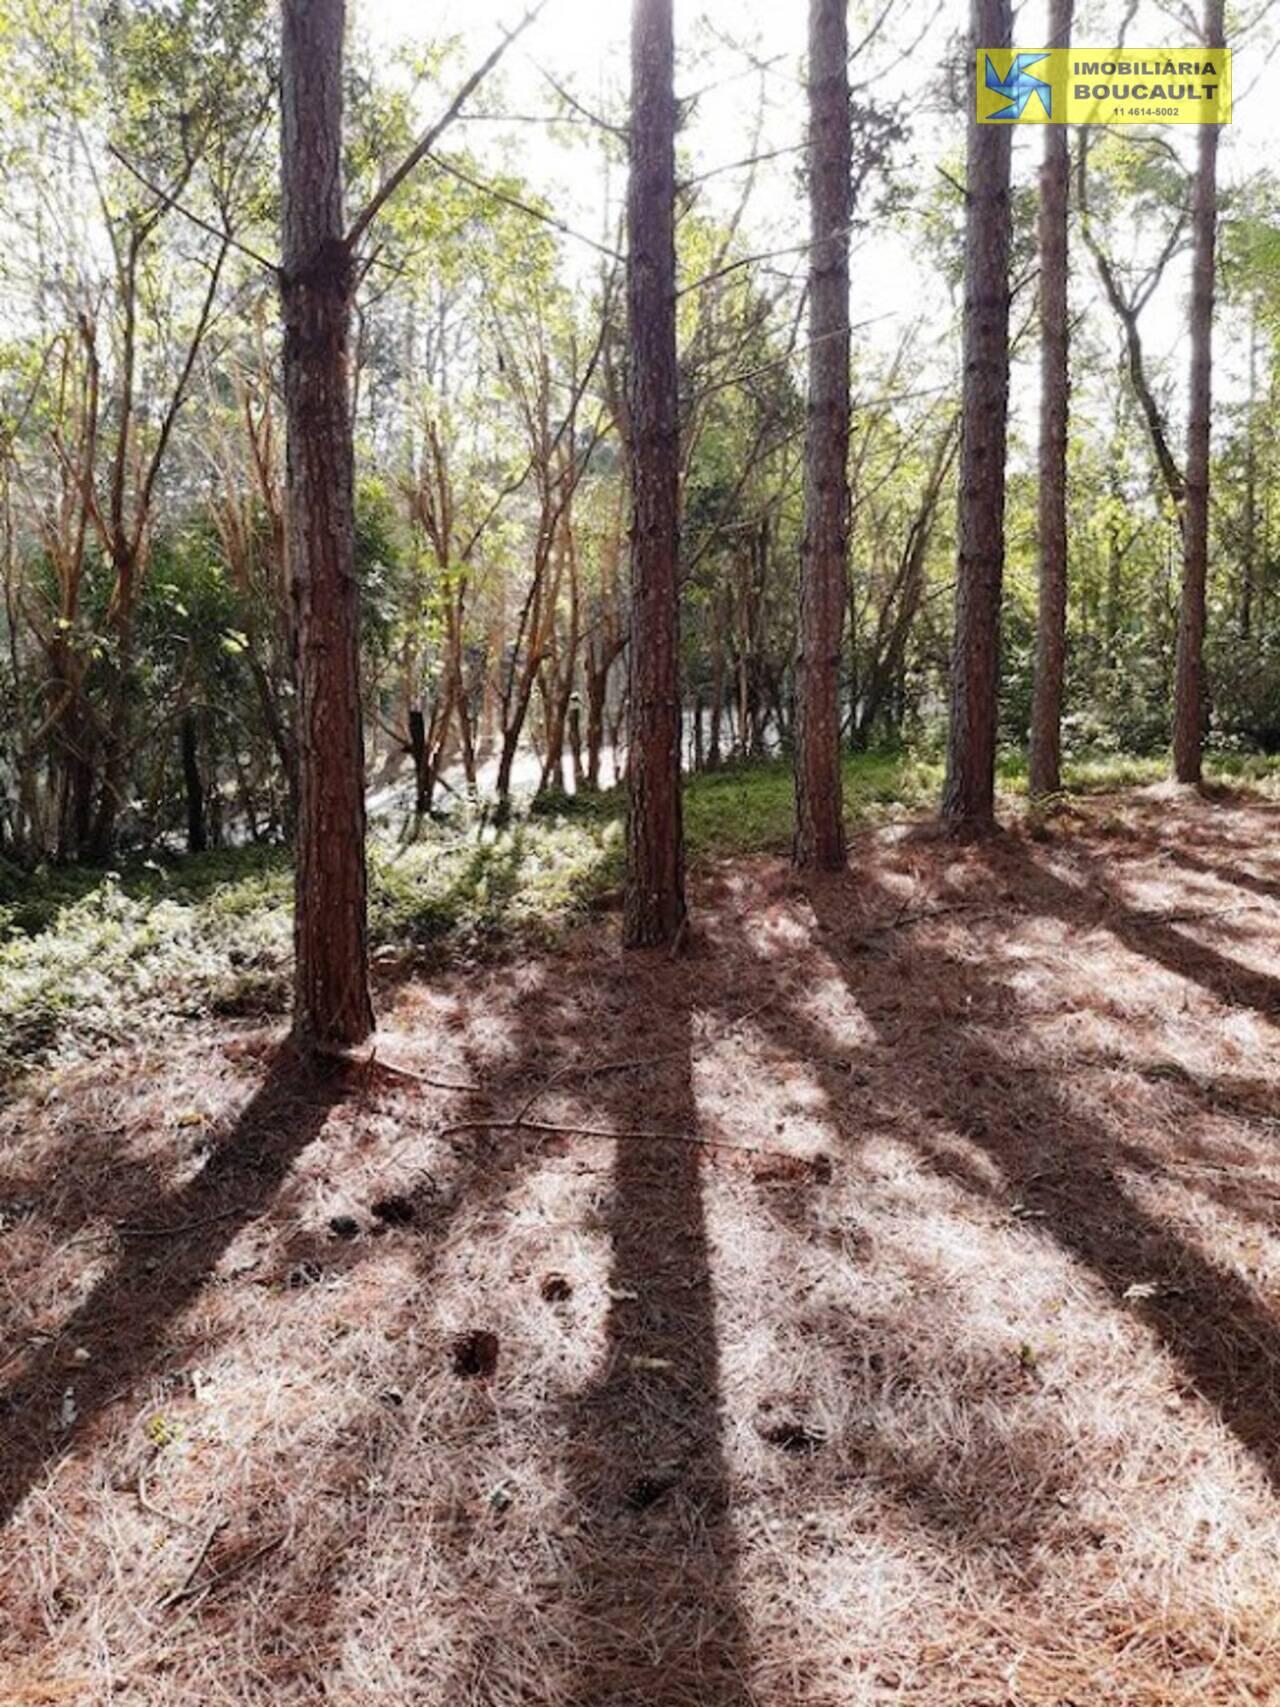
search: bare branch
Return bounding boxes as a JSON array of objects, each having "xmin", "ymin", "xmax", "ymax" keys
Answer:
[
  {"xmin": 106, "ymin": 145, "xmax": 278, "ymax": 274},
  {"xmin": 428, "ymin": 154, "xmax": 623, "ymax": 259},
  {"xmin": 535, "ymin": 64, "xmax": 627, "ymax": 138},
  {"xmin": 345, "ymin": 1, "xmax": 550, "ymax": 251}
]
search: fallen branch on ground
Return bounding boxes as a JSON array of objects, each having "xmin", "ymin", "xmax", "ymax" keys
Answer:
[
  {"xmin": 116, "ymin": 1206, "xmax": 250, "ymax": 1240},
  {"xmin": 363, "ymin": 992, "xmax": 784, "ymax": 1124},
  {"xmin": 137, "ymin": 1463, "xmax": 204, "ymax": 1532},
  {"xmin": 438, "ymin": 1113, "xmax": 828, "ymax": 1173}
]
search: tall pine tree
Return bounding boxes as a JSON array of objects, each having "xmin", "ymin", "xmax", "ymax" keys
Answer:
[
  {"xmin": 279, "ymin": 0, "xmax": 375, "ymax": 1048},
  {"xmin": 1029, "ymin": 0, "xmax": 1073, "ymax": 799},
  {"xmin": 1172, "ymin": 0, "xmax": 1225, "ymax": 784},
  {"xmin": 624, "ymin": 0, "xmax": 687, "ymax": 946},
  {"xmin": 942, "ymin": 0, "xmax": 1013, "ymax": 829},
  {"xmin": 793, "ymin": 0, "xmax": 851, "ymax": 870}
]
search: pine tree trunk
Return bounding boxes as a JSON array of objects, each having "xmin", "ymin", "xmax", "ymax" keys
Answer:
[
  {"xmin": 1172, "ymin": 0, "xmax": 1223, "ymax": 785},
  {"xmin": 279, "ymin": 0, "xmax": 374, "ymax": 1048},
  {"xmin": 942, "ymin": 0, "xmax": 1013, "ymax": 829},
  {"xmin": 623, "ymin": 0, "xmax": 686, "ymax": 947},
  {"xmin": 181, "ymin": 710, "xmax": 207, "ymax": 855},
  {"xmin": 409, "ymin": 706, "xmax": 432, "ymax": 814},
  {"xmin": 1241, "ymin": 315, "xmax": 1257, "ymax": 638},
  {"xmin": 586, "ymin": 662, "xmax": 607, "ymax": 791},
  {"xmin": 1028, "ymin": 0, "xmax": 1072, "ymax": 800},
  {"xmin": 793, "ymin": 0, "xmax": 850, "ymax": 869}
]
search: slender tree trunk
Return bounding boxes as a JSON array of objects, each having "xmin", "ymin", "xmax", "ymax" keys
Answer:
[
  {"xmin": 279, "ymin": 0, "xmax": 374, "ymax": 1047},
  {"xmin": 1029, "ymin": 0, "xmax": 1072, "ymax": 800},
  {"xmin": 793, "ymin": 0, "xmax": 850, "ymax": 869},
  {"xmin": 87, "ymin": 543, "xmax": 138, "ymax": 861},
  {"xmin": 569, "ymin": 695, "xmax": 585, "ymax": 789},
  {"xmin": 181, "ymin": 710, "xmax": 207, "ymax": 855},
  {"xmin": 608, "ymin": 698, "xmax": 626, "ymax": 787},
  {"xmin": 495, "ymin": 729, "xmax": 521, "ymax": 805},
  {"xmin": 624, "ymin": 0, "xmax": 685, "ymax": 946},
  {"xmin": 858, "ymin": 420, "xmax": 957, "ymax": 745},
  {"xmin": 540, "ymin": 678, "xmax": 569, "ymax": 792},
  {"xmin": 942, "ymin": 0, "xmax": 1013, "ymax": 829},
  {"xmin": 409, "ymin": 706, "xmax": 432, "ymax": 814},
  {"xmin": 1241, "ymin": 311, "xmax": 1258, "ymax": 638},
  {"xmin": 707, "ymin": 600, "xmax": 724, "ymax": 770},
  {"xmin": 1172, "ymin": 0, "xmax": 1223, "ymax": 786},
  {"xmin": 585, "ymin": 662, "xmax": 607, "ymax": 790},
  {"xmin": 1106, "ymin": 508, "xmax": 1121, "ymax": 662}
]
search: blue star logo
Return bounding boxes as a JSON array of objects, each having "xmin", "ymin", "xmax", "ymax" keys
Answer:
[{"xmin": 984, "ymin": 52, "xmax": 1052, "ymax": 120}]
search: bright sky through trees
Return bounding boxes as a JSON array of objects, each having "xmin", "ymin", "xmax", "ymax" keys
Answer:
[{"xmin": 363, "ymin": 0, "xmax": 1279, "ymax": 418}]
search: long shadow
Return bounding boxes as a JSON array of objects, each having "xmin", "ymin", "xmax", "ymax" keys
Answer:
[
  {"xmin": 150, "ymin": 982, "xmax": 565, "ymax": 1684},
  {"xmin": 797, "ymin": 845, "xmax": 1280, "ymax": 1492},
  {"xmin": 1163, "ymin": 842, "xmax": 1280, "ymax": 907},
  {"xmin": 547, "ymin": 956, "xmax": 753, "ymax": 1706},
  {"xmin": 193, "ymin": 1121, "xmax": 535, "ymax": 1685},
  {"xmin": 204, "ymin": 950, "xmax": 753, "ymax": 1704},
  {"xmin": 1022, "ymin": 839, "xmax": 1280, "ymax": 1021},
  {"xmin": 0, "ymin": 1048, "xmax": 347, "ymax": 1529}
]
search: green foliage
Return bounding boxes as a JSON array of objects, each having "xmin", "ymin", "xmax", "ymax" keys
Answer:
[
  {"xmin": 7, "ymin": 746, "xmax": 1280, "ymax": 1089},
  {"xmin": 1208, "ymin": 631, "xmax": 1280, "ymax": 752},
  {"xmin": 0, "ymin": 815, "xmax": 619, "ymax": 1085},
  {"xmin": 681, "ymin": 752, "xmax": 946, "ymax": 856}
]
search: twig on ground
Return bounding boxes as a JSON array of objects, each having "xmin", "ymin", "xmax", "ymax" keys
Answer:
[
  {"xmin": 137, "ymin": 1462, "xmax": 203, "ymax": 1533},
  {"xmin": 852, "ymin": 900, "xmax": 992, "ymax": 943},
  {"xmin": 438, "ymin": 1113, "xmax": 825, "ymax": 1171},
  {"xmin": 506, "ymin": 991, "xmax": 781, "ymax": 1123},
  {"xmin": 116, "ymin": 1207, "xmax": 249, "ymax": 1240},
  {"xmin": 191, "ymin": 1532, "xmax": 286, "ymax": 1604},
  {"xmin": 161, "ymin": 1528, "xmax": 285, "ymax": 1612},
  {"xmin": 1133, "ymin": 902, "xmax": 1270, "ymax": 926},
  {"xmin": 158, "ymin": 1517, "xmax": 227, "ymax": 1609},
  {"xmin": 333, "ymin": 1047, "xmax": 483, "ymax": 1095}
]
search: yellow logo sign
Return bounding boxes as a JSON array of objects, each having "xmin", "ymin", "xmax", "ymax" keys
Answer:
[{"xmin": 976, "ymin": 48, "xmax": 1232, "ymax": 124}]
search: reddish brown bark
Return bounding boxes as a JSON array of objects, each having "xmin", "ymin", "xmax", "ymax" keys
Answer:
[
  {"xmin": 623, "ymin": 0, "xmax": 686, "ymax": 946},
  {"xmin": 793, "ymin": 0, "xmax": 851, "ymax": 870},
  {"xmin": 942, "ymin": 0, "xmax": 1013, "ymax": 829},
  {"xmin": 1172, "ymin": 0, "xmax": 1224, "ymax": 785},
  {"xmin": 280, "ymin": 0, "xmax": 374, "ymax": 1047},
  {"xmin": 1029, "ymin": 0, "xmax": 1073, "ymax": 800}
]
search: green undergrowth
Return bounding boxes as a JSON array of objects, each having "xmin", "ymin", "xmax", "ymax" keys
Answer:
[{"xmin": 2, "ymin": 747, "xmax": 1278, "ymax": 1085}]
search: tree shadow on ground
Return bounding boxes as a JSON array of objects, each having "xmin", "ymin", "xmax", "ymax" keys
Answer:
[
  {"xmin": 183, "ymin": 1106, "xmax": 540, "ymax": 1690},
  {"xmin": 1162, "ymin": 843, "xmax": 1280, "ymax": 906},
  {"xmin": 10, "ymin": 801, "xmax": 1280, "ymax": 1698},
  {"xmin": 546, "ymin": 955, "xmax": 752, "ymax": 1707},
  {"xmin": 0, "ymin": 1049, "xmax": 348, "ymax": 1529},
  {"xmin": 793, "ymin": 832, "xmax": 1280, "ymax": 1492},
  {"xmin": 181, "ymin": 951, "xmax": 753, "ymax": 1706},
  {"xmin": 1027, "ymin": 839, "xmax": 1280, "ymax": 1020}
]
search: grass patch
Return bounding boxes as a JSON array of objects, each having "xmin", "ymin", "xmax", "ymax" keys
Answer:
[
  {"xmin": 681, "ymin": 750, "xmax": 944, "ymax": 856},
  {"xmin": 0, "ymin": 816, "xmax": 620, "ymax": 1086}
]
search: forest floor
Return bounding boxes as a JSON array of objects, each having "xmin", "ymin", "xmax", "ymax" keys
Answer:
[
  {"xmin": 4, "ymin": 747, "xmax": 1279, "ymax": 1089},
  {"xmin": 5, "ymin": 780, "xmax": 1280, "ymax": 1704}
]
